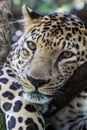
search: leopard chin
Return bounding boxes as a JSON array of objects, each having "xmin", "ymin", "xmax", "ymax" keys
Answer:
[{"xmin": 22, "ymin": 91, "xmax": 52, "ymax": 104}]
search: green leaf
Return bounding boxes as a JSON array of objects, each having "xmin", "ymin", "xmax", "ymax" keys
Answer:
[{"xmin": 0, "ymin": 109, "xmax": 6, "ymax": 130}]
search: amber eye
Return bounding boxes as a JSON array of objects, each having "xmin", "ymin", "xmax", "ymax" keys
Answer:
[
  {"xmin": 26, "ymin": 41, "xmax": 36, "ymax": 51},
  {"xmin": 58, "ymin": 51, "xmax": 75, "ymax": 61}
]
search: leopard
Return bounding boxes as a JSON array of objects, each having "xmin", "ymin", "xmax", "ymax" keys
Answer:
[
  {"xmin": 0, "ymin": 66, "xmax": 45, "ymax": 130},
  {"xmin": 0, "ymin": 68, "xmax": 45, "ymax": 130},
  {"xmin": 2, "ymin": 4, "xmax": 87, "ymax": 130},
  {"xmin": 0, "ymin": 5, "xmax": 45, "ymax": 130}
]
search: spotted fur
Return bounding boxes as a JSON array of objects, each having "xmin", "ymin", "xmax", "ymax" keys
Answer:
[
  {"xmin": 0, "ymin": 67, "xmax": 45, "ymax": 130},
  {"xmin": 2, "ymin": 4, "xmax": 87, "ymax": 130}
]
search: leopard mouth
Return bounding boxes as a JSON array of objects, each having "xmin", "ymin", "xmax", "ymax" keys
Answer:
[
  {"xmin": 22, "ymin": 91, "xmax": 52, "ymax": 104},
  {"xmin": 30, "ymin": 91, "xmax": 52, "ymax": 96}
]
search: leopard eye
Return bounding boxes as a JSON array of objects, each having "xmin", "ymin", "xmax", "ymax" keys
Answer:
[
  {"xmin": 58, "ymin": 51, "xmax": 75, "ymax": 61},
  {"xmin": 26, "ymin": 41, "xmax": 36, "ymax": 51}
]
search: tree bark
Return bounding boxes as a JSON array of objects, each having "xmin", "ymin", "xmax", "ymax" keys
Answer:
[
  {"xmin": 0, "ymin": 0, "xmax": 11, "ymax": 68},
  {"xmin": 0, "ymin": 1, "xmax": 11, "ymax": 130}
]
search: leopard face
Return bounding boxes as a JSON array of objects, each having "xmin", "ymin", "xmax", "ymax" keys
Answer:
[{"xmin": 7, "ymin": 5, "xmax": 87, "ymax": 104}]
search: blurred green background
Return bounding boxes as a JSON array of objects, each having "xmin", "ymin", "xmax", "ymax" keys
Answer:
[{"xmin": 8, "ymin": 0, "xmax": 87, "ymax": 22}]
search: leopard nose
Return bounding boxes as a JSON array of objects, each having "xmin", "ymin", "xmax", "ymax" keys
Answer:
[{"xmin": 27, "ymin": 75, "xmax": 50, "ymax": 89}]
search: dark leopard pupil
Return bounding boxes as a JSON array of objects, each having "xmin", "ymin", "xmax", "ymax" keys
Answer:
[{"xmin": 63, "ymin": 52, "xmax": 71, "ymax": 57}]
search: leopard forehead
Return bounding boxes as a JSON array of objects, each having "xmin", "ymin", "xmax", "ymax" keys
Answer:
[{"xmin": 24, "ymin": 13, "xmax": 87, "ymax": 51}]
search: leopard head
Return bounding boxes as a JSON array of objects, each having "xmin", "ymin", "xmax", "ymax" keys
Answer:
[{"xmin": 9, "ymin": 5, "xmax": 87, "ymax": 104}]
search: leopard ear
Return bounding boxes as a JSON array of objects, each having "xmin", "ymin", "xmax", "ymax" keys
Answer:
[{"xmin": 22, "ymin": 4, "xmax": 41, "ymax": 26}]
